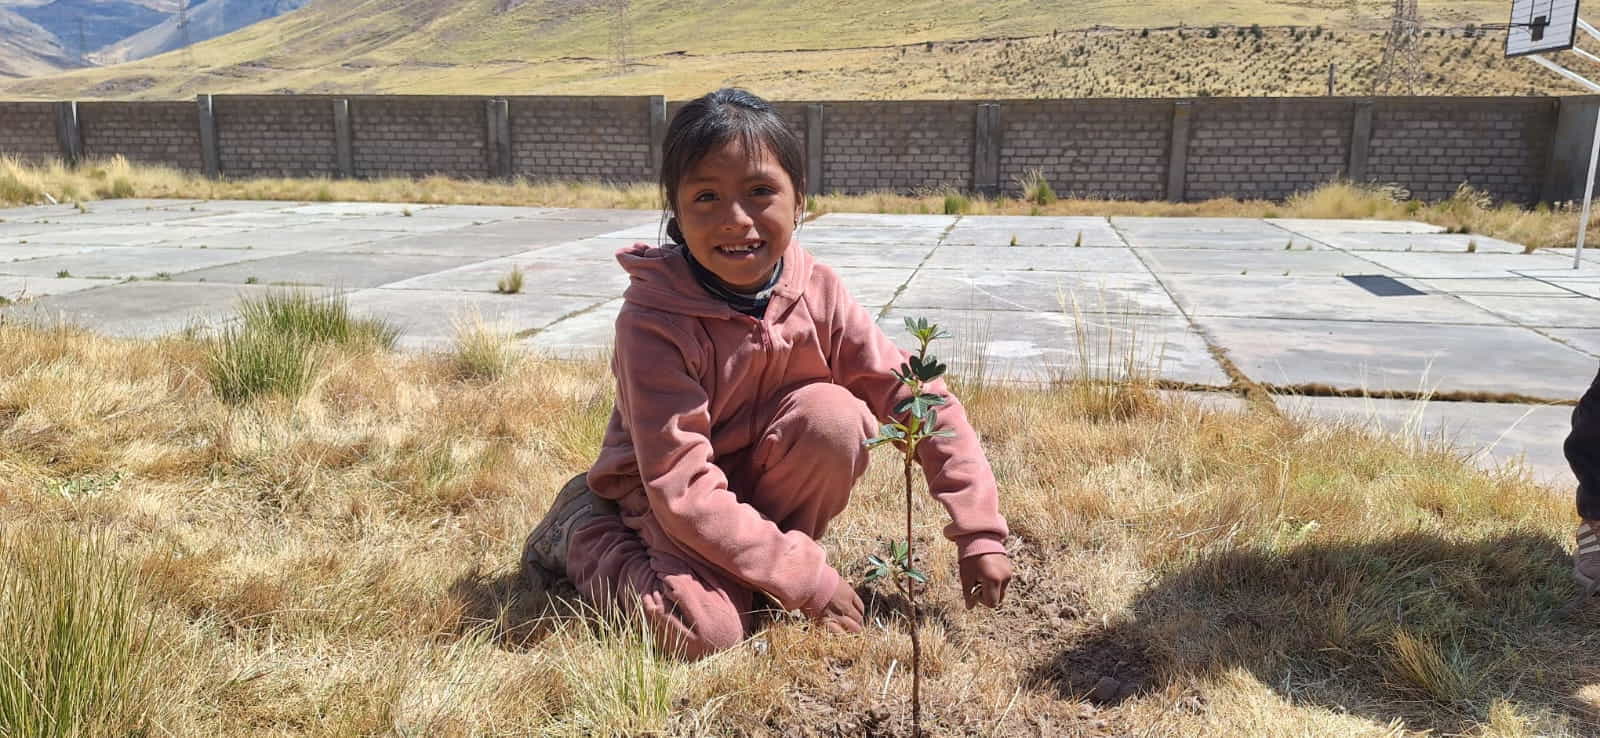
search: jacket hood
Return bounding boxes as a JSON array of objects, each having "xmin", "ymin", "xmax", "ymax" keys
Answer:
[{"xmin": 617, "ymin": 241, "xmax": 815, "ymax": 319}]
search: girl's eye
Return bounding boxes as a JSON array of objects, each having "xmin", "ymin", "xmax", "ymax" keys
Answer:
[
  {"xmin": 693, "ymin": 191, "xmax": 717, "ymax": 202},
  {"xmin": 751, "ymin": 186, "xmax": 776, "ymax": 196}
]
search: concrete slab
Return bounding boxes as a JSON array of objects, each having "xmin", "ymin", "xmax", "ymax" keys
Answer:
[
  {"xmin": 583, "ymin": 221, "xmax": 667, "ymax": 241},
  {"xmin": 0, "ymin": 276, "xmax": 111, "ymax": 301},
  {"xmin": 941, "ymin": 225, "xmax": 1126, "ymax": 247},
  {"xmin": 876, "ymin": 308, "xmax": 1228, "ymax": 387},
  {"xmin": 278, "ymin": 202, "xmax": 427, "ymax": 217},
  {"xmin": 802, "ymin": 243, "xmax": 935, "ymax": 269},
  {"xmin": 1350, "ymin": 251, "xmax": 1571, "ymax": 278},
  {"xmin": 1316, "ymin": 233, "xmax": 1526, "ymax": 253},
  {"xmin": 0, "ymin": 243, "xmax": 118, "ymax": 261},
  {"xmin": 832, "ymin": 267, "xmax": 911, "ymax": 311},
  {"xmin": 454, "ymin": 218, "xmax": 646, "ymax": 245},
  {"xmin": 173, "ymin": 211, "xmax": 348, "ymax": 229},
  {"xmin": 922, "ymin": 245, "xmax": 1147, "ymax": 273},
  {"xmin": 1161, "ymin": 389, "xmax": 1251, "ymax": 414},
  {"xmin": 524, "ymin": 298, "xmax": 621, "ymax": 357},
  {"xmin": 1412, "ymin": 277, "xmax": 1576, "ymax": 296},
  {"xmin": 896, "ymin": 270, "xmax": 1181, "ymax": 315},
  {"xmin": 1124, "ymin": 233, "xmax": 1327, "ymax": 250},
  {"xmin": 4, "ymin": 281, "xmax": 277, "ymax": 337},
  {"xmin": 1113, "ymin": 216, "xmax": 1281, "ymax": 232},
  {"xmin": 1540, "ymin": 275, "xmax": 1600, "ymax": 299},
  {"xmin": 1278, "ymin": 395, "xmax": 1574, "ymax": 487},
  {"xmin": 1193, "ymin": 317, "xmax": 1597, "ymax": 399},
  {"xmin": 0, "ymin": 247, "xmax": 281, "ymax": 280},
  {"xmin": 163, "ymin": 199, "xmax": 298, "ymax": 213},
  {"xmin": 175, "ymin": 251, "xmax": 485, "ymax": 289},
  {"xmin": 1162, "ymin": 274, "xmax": 1506, "ymax": 324},
  {"xmin": 812, "ymin": 213, "xmax": 959, "ymax": 228},
  {"xmin": 385, "ymin": 252, "xmax": 628, "ymax": 298},
  {"xmin": 961, "ymin": 215, "xmax": 1112, "ymax": 228},
  {"xmin": 528, "ymin": 208, "xmax": 657, "ymax": 224},
  {"xmin": 329, "ymin": 231, "xmax": 547, "ymax": 259},
  {"xmin": 1268, "ymin": 218, "xmax": 1447, "ymax": 235},
  {"xmin": 0, "ymin": 221, "xmax": 56, "ymax": 238},
  {"xmin": 58, "ymin": 198, "xmax": 209, "ymax": 213},
  {"xmin": 0, "ymin": 224, "xmax": 196, "ymax": 247},
  {"xmin": 797, "ymin": 226, "xmax": 948, "ymax": 245},
  {"xmin": 12, "ymin": 208, "xmax": 219, "ymax": 227},
  {"xmin": 344, "ymin": 288, "xmax": 581, "ymax": 351},
  {"xmin": 402, "ymin": 205, "xmax": 555, "ymax": 221},
  {"xmin": 1456, "ymin": 294, "xmax": 1600, "ymax": 328},
  {"xmin": 1545, "ymin": 328, "xmax": 1600, "ymax": 357},
  {"xmin": 1134, "ymin": 247, "xmax": 1387, "ymax": 276},
  {"xmin": 329, "ymin": 215, "xmax": 485, "ymax": 234}
]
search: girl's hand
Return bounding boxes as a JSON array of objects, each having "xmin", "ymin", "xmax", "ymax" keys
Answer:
[
  {"xmin": 817, "ymin": 578, "xmax": 865, "ymax": 634},
  {"xmin": 959, "ymin": 553, "xmax": 1013, "ymax": 610}
]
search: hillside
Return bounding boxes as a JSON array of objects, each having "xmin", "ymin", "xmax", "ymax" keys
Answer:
[
  {"xmin": 0, "ymin": 7, "xmax": 73, "ymax": 77},
  {"xmin": 90, "ymin": 0, "xmax": 312, "ymax": 64},
  {"xmin": 10, "ymin": 0, "xmax": 170, "ymax": 60},
  {"xmin": 0, "ymin": 0, "xmax": 1554, "ymax": 100}
]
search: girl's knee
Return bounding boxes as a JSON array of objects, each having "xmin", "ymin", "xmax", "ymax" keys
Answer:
[{"xmin": 776, "ymin": 383, "xmax": 876, "ymax": 461}]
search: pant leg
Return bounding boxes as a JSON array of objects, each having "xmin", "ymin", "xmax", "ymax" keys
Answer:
[
  {"xmin": 566, "ymin": 507, "xmax": 753, "ymax": 661},
  {"xmin": 565, "ymin": 382, "xmax": 875, "ymax": 660},
  {"xmin": 1568, "ymin": 366, "xmax": 1600, "ymax": 520},
  {"xmin": 730, "ymin": 382, "xmax": 878, "ymax": 538}
]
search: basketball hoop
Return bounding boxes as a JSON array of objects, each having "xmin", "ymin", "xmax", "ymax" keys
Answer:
[{"xmin": 1511, "ymin": 0, "xmax": 1594, "ymax": 268}]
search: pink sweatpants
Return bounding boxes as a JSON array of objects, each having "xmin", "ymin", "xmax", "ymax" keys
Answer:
[{"xmin": 566, "ymin": 382, "xmax": 877, "ymax": 660}]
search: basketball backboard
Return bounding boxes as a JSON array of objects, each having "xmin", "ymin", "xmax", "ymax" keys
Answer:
[{"xmin": 1507, "ymin": 0, "xmax": 1581, "ymax": 57}]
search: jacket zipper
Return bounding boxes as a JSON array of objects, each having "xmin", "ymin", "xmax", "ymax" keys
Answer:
[{"xmin": 748, "ymin": 315, "xmax": 771, "ymax": 450}]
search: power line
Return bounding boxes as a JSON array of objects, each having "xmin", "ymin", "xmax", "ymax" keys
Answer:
[{"xmin": 1373, "ymin": 0, "xmax": 1422, "ymax": 94}]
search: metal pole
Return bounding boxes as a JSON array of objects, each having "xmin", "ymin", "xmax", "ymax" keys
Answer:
[
  {"xmin": 1328, "ymin": 63, "xmax": 1336, "ymax": 96},
  {"xmin": 1579, "ymin": 108, "xmax": 1600, "ymax": 269}
]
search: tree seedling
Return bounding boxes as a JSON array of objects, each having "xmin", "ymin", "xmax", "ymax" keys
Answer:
[
  {"xmin": 1074, "ymin": 231, "xmax": 1083, "ymax": 247},
  {"xmin": 863, "ymin": 317, "xmax": 955, "ymax": 738}
]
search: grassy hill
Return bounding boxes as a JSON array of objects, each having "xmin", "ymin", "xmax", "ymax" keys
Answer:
[{"xmin": 1, "ymin": 0, "xmax": 1571, "ymax": 100}]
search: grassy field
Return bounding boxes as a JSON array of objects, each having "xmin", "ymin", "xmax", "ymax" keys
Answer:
[
  {"xmin": 0, "ymin": 285, "xmax": 1592, "ymax": 736},
  {"xmin": 3, "ymin": 155, "xmax": 1593, "ymax": 251},
  {"xmin": 0, "ymin": 0, "xmax": 1569, "ymax": 100}
]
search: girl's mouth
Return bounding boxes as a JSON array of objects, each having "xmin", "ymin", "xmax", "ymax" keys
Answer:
[{"xmin": 716, "ymin": 240, "xmax": 766, "ymax": 257}]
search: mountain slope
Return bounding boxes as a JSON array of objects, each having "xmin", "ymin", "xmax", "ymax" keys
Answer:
[
  {"xmin": 0, "ymin": 0, "xmax": 1551, "ymax": 99},
  {"xmin": 0, "ymin": 7, "xmax": 73, "ymax": 77},
  {"xmin": 12, "ymin": 0, "xmax": 171, "ymax": 59},
  {"xmin": 91, "ymin": 0, "xmax": 312, "ymax": 64}
]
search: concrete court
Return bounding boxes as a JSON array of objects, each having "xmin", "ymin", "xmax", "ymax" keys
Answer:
[{"xmin": 0, "ymin": 198, "xmax": 1594, "ymax": 488}]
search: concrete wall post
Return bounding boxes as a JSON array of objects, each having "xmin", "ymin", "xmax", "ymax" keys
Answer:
[
  {"xmin": 1546, "ymin": 96, "xmax": 1600, "ymax": 203},
  {"xmin": 1348, "ymin": 99, "xmax": 1375, "ymax": 182},
  {"xmin": 54, "ymin": 101, "xmax": 82, "ymax": 167},
  {"xmin": 806, "ymin": 103, "xmax": 825, "ymax": 196},
  {"xmin": 973, "ymin": 103, "xmax": 1001, "ymax": 196},
  {"xmin": 333, "ymin": 98, "xmax": 354, "ymax": 179},
  {"xmin": 195, "ymin": 94, "xmax": 218, "ymax": 178},
  {"xmin": 485, "ymin": 98, "xmax": 511, "ymax": 179},
  {"xmin": 1166, "ymin": 101, "xmax": 1193, "ymax": 202},
  {"xmin": 647, "ymin": 95, "xmax": 666, "ymax": 182}
]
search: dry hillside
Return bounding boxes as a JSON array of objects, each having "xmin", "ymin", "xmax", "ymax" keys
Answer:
[{"xmin": 1, "ymin": 0, "xmax": 1572, "ymax": 100}]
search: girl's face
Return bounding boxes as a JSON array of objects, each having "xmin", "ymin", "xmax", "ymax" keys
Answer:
[{"xmin": 674, "ymin": 139, "xmax": 802, "ymax": 293}]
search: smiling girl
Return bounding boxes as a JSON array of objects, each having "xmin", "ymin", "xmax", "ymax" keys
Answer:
[{"xmin": 522, "ymin": 88, "xmax": 1011, "ymax": 660}]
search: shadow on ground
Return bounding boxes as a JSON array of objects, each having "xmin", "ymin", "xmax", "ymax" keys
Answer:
[
  {"xmin": 446, "ymin": 563, "xmax": 584, "ymax": 651},
  {"xmin": 1029, "ymin": 532, "xmax": 1600, "ymax": 733}
]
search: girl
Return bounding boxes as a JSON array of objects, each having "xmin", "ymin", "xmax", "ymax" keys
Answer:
[{"xmin": 523, "ymin": 88, "xmax": 1012, "ymax": 660}]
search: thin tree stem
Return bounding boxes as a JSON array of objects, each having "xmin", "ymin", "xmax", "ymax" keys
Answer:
[{"xmin": 903, "ymin": 447, "xmax": 921, "ymax": 738}]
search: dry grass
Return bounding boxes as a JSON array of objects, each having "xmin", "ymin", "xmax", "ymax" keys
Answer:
[
  {"xmin": 0, "ymin": 290, "xmax": 1592, "ymax": 735},
  {"xmin": 3, "ymin": 156, "xmax": 1591, "ymax": 251}
]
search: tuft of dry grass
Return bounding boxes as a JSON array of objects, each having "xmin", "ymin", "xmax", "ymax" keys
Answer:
[{"xmin": 0, "ymin": 303, "xmax": 1591, "ymax": 735}]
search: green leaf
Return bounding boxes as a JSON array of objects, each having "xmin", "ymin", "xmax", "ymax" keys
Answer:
[
  {"xmin": 925, "ymin": 407, "xmax": 938, "ymax": 430},
  {"xmin": 909, "ymin": 355, "xmax": 947, "ymax": 382},
  {"xmin": 932, "ymin": 429, "xmax": 956, "ymax": 439},
  {"xmin": 891, "ymin": 540, "xmax": 908, "ymax": 561},
  {"xmin": 906, "ymin": 568, "xmax": 929, "ymax": 584}
]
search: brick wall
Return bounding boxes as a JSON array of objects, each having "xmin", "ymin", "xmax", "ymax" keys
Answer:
[
  {"xmin": 1185, "ymin": 98, "xmax": 1354, "ymax": 201},
  {"xmin": 352, "ymin": 96, "xmax": 486, "ymax": 179},
  {"xmin": 822, "ymin": 101, "xmax": 973, "ymax": 194},
  {"xmin": 999, "ymin": 99, "xmax": 1170, "ymax": 200},
  {"xmin": 508, "ymin": 96, "xmax": 651, "ymax": 183},
  {"xmin": 213, "ymin": 96, "xmax": 338, "ymax": 178},
  {"xmin": 1367, "ymin": 98, "xmax": 1556, "ymax": 204},
  {"xmin": 0, "ymin": 102, "xmax": 61, "ymax": 164},
  {"xmin": 79, "ymin": 101, "xmax": 203, "ymax": 171}
]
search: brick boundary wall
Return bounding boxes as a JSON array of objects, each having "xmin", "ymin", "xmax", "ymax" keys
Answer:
[
  {"xmin": 508, "ymin": 96, "xmax": 652, "ymax": 183},
  {"xmin": 1367, "ymin": 97, "xmax": 1557, "ymax": 204},
  {"xmin": 998, "ymin": 99, "xmax": 1171, "ymax": 200},
  {"xmin": 1185, "ymin": 98, "xmax": 1356, "ymax": 202},
  {"xmin": 213, "ymin": 95, "xmax": 339, "ymax": 178},
  {"xmin": 0, "ymin": 102, "xmax": 62, "ymax": 164},
  {"xmin": 0, "ymin": 94, "xmax": 1590, "ymax": 205},
  {"xmin": 78, "ymin": 101, "xmax": 203, "ymax": 172},
  {"xmin": 352, "ymin": 95, "xmax": 488, "ymax": 179}
]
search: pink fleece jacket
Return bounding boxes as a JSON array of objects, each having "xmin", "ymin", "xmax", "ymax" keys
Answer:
[{"xmin": 586, "ymin": 240, "xmax": 1009, "ymax": 616}]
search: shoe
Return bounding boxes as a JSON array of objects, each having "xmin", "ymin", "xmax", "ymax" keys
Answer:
[
  {"xmin": 523, "ymin": 472, "xmax": 613, "ymax": 577},
  {"xmin": 1577, "ymin": 519, "xmax": 1600, "ymax": 597}
]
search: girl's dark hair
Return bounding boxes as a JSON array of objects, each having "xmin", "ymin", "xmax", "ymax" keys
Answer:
[{"xmin": 661, "ymin": 88, "xmax": 806, "ymax": 244}]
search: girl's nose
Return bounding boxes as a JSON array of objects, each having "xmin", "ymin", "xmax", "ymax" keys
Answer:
[{"xmin": 722, "ymin": 200, "xmax": 754, "ymax": 229}]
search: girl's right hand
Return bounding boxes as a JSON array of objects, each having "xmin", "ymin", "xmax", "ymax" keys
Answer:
[{"xmin": 819, "ymin": 579, "xmax": 864, "ymax": 633}]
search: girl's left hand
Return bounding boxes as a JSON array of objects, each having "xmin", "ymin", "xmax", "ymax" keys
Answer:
[{"xmin": 958, "ymin": 553, "xmax": 1013, "ymax": 610}]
